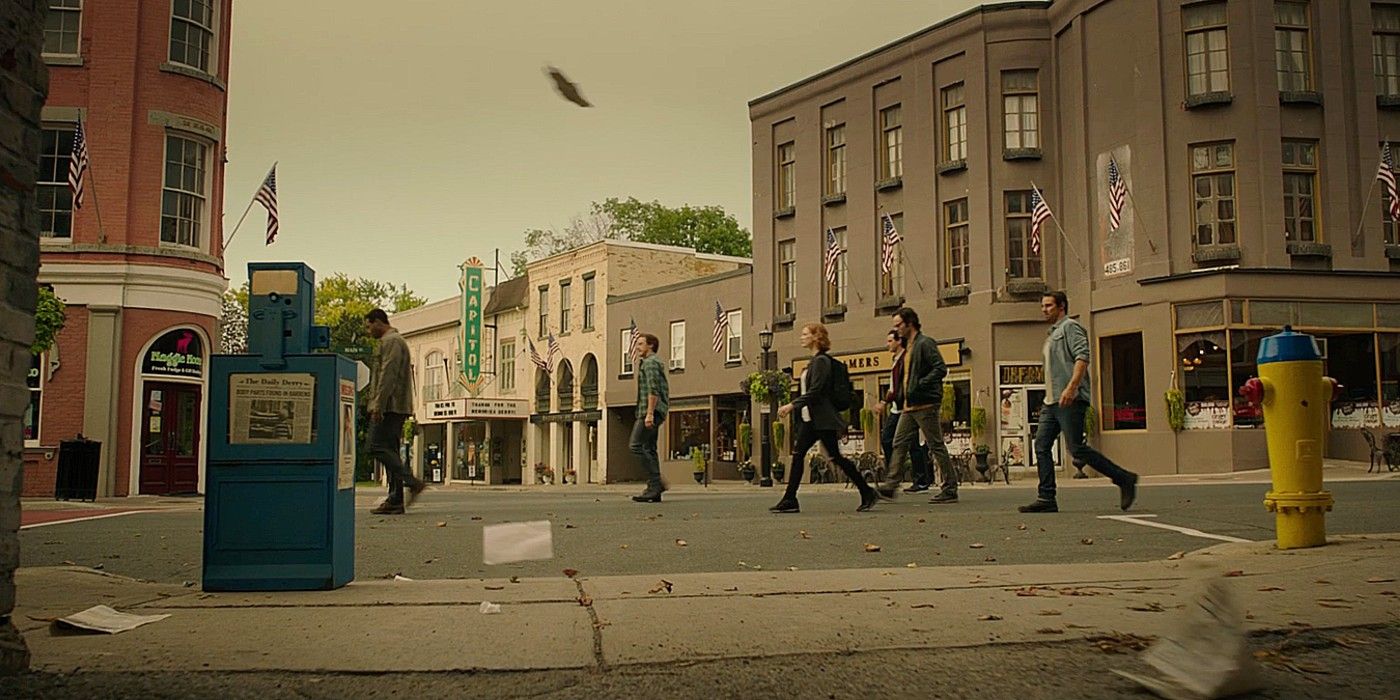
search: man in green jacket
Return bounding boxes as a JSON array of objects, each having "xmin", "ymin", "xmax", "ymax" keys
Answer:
[
  {"xmin": 365, "ymin": 308, "xmax": 427, "ymax": 515},
  {"xmin": 878, "ymin": 307, "xmax": 957, "ymax": 503},
  {"xmin": 631, "ymin": 332, "xmax": 670, "ymax": 503}
]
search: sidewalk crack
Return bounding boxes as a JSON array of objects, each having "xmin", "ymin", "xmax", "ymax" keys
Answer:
[{"xmin": 574, "ymin": 579, "xmax": 608, "ymax": 672}]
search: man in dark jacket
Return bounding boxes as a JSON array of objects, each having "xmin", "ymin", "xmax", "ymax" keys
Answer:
[
  {"xmin": 875, "ymin": 329, "xmax": 931, "ymax": 492},
  {"xmin": 878, "ymin": 307, "xmax": 957, "ymax": 503}
]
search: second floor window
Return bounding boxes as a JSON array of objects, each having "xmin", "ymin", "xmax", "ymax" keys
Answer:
[
  {"xmin": 1002, "ymin": 70, "xmax": 1039, "ymax": 150},
  {"xmin": 582, "ymin": 276, "xmax": 596, "ymax": 330},
  {"xmin": 537, "ymin": 288, "xmax": 548, "ymax": 337},
  {"xmin": 559, "ymin": 281, "xmax": 572, "ymax": 334},
  {"xmin": 1191, "ymin": 142, "xmax": 1237, "ymax": 247},
  {"xmin": 944, "ymin": 199, "xmax": 970, "ymax": 288},
  {"xmin": 942, "ymin": 84, "xmax": 967, "ymax": 163},
  {"xmin": 1006, "ymin": 191, "xmax": 1043, "ymax": 280},
  {"xmin": 161, "ymin": 134, "xmax": 208, "ymax": 248},
  {"xmin": 170, "ymin": 0, "xmax": 215, "ymax": 73},
  {"xmin": 1184, "ymin": 2, "xmax": 1230, "ymax": 97},
  {"xmin": 825, "ymin": 228, "xmax": 848, "ymax": 308},
  {"xmin": 45, "ymin": 0, "xmax": 81, "ymax": 55},
  {"xmin": 423, "ymin": 351, "xmax": 444, "ymax": 402},
  {"xmin": 1282, "ymin": 140, "xmax": 1318, "ymax": 242},
  {"xmin": 37, "ymin": 126, "xmax": 75, "ymax": 239},
  {"xmin": 777, "ymin": 239, "xmax": 796, "ymax": 317},
  {"xmin": 777, "ymin": 141, "xmax": 795, "ymax": 210},
  {"xmin": 1375, "ymin": 5, "xmax": 1400, "ymax": 97},
  {"xmin": 499, "ymin": 340, "xmax": 515, "ymax": 392},
  {"xmin": 669, "ymin": 321, "xmax": 685, "ymax": 370},
  {"xmin": 880, "ymin": 105, "xmax": 902, "ymax": 180},
  {"xmin": 826, "ymin": 124, "xmax": 846, "ymax": 196},
  {"xmin": 620, "ymin": 328, "xmax": 634, "ymax": 375},
  {"xmin": 725, "ymin": 310, "xmax": 743, "ymax": 362},
  {"xmin": 1274, "ymin": 1, "xmax": 1313, "ymax": 92}
]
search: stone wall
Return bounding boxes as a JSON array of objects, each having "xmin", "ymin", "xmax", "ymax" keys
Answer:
[{"xmin": 0, "ymin": 0, "xmax": 48, "ymax": 674}]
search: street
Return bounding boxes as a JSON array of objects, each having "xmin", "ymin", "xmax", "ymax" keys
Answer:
[{"xmin": 20, "ymin": 478, "xmax": 1400, "ymax": 583}]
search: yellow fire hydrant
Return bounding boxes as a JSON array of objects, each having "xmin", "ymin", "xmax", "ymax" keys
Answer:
[{"xmin": 1238, "ymin": 326, "xmax": 1339, "ymax": 549}]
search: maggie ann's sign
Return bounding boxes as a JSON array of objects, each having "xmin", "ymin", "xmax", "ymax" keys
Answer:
[{"xmin": 142, "ymin": 328, "xmax": 204, "ymax": 378}]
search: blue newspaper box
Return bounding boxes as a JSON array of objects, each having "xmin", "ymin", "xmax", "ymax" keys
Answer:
[{"xmin": 202, "ymin": 263, "xmax": 357, "ymax": 591}]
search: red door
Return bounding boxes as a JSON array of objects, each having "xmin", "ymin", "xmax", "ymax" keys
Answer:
[{"xmin": 139, "ymin": 382, "xmax": 201, "ymax": 495}]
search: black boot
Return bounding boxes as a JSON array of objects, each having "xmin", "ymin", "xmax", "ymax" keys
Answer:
[
  {"xmin": 632, "ymin": 484, "xmax": 663, "ymax": 503},
  {"xmin": 857, "ymin": 489, "xmax": 879, "ymax": 512},
  {"xmin": 769, "ymin": 497, "xmax": 800, "ymax": 513}
]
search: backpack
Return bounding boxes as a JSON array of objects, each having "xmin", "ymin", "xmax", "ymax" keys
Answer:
[{"xmin": 826, "ymin": 355, "xmax": 854, "ymax": 411}]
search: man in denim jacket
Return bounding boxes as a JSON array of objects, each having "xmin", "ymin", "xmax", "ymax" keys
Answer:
[{"xmin": 1020, "ymin": 291, "xmax": 1138, "ymax": 513}]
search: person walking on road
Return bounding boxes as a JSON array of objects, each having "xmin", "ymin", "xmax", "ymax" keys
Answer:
[
  {"xmin": 365, "ymin": 308, "xmax": 427, "ymax": 515},
  {"xmin": 1020, "ymin": 291, "xmax": 1138, "ymax": 513},
  {"xmin": 631, "ymin": 332, "xmax": 671, "ymax": 503},
  {"xmin": 877, "ymin": 308, "xmax": 957, "ymax": 503},
  {"xmin": 875, "ymin": 329, "xmax": 931, "ymax": 492},
  {"xmin": 773, "ymin": 323, "xmax": 878, "ymax": 513}
]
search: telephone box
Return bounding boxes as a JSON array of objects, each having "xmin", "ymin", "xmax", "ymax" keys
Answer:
[{"xmin": 202, "ymin": 263, "xmax": 357, "ymax": 591}]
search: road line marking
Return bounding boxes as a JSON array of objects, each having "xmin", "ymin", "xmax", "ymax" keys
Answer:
[
  {"xmin": 1097, "ymin": 514, "xmax": 1252, "ymax": 543},
  {"xmin": 20, "ymin": 510, "xmax": 158, "ymax": 530}
]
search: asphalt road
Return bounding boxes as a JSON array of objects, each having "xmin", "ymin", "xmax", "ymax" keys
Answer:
[{"xmin": 19, "ymin": 479, "xmax": 1400, "ymax": 584}]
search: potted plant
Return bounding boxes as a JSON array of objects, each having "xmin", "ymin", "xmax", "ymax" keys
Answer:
[
  {"xmin": 691, "ymin": 447, "xmax": 707, "ymax": 484},
  {"xmin": 747, "ymin": 370, "xmax": 793, "ymax": 405},
  {"xmin": 970, "ymin": 406, "xmax": 991, "ymax": 477},
  {"xmin": 769, "ymin": 421, "xmax": 787, "ymax": 482},
  {"xmin": 534, "ymin": 462, "xmax": 554, "ymax": 485},
  {"xmin": 737, "ymin": 423, "xmax": 756, "ymax": 482},
  {"xmin": 563, "ymin": 468, "xmax": 577, "ymax": 484}
]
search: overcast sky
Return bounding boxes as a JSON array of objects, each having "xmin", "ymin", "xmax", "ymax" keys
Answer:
[{"xmin": 224, "ymin": 0, "xmax": 988, "ymax": 300}]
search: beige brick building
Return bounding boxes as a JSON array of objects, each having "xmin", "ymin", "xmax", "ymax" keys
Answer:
[{"xmin": 749, "ymin": 0, "xmax": 1400, "ymax": 475}]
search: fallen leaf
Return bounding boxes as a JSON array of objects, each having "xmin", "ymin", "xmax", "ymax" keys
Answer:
[
  {"xmin": 1081, "ymin": 538, "xmax": 1094, "ymax": 545},
  {"xmin": 787, "ymin": 566, "xmax": 798, "ymax": 571},
  {"xmin": 563, "ymin": 569, "xmax": 579, "ymax": 578},
  {"xmin": 1036, "ymin": 627, "xmax": 1065, "ymax": 634},
  {"xmin": 423, "ymin": 559, "xmax": 436, "ymax": 564},
  {"xmin": 576, "ymin": 594, "xmax": 593, "ymax": 606},
  {"xmin": 1379, "ymin": 591, "xmax": 1397, "ymax": 596},
  {"xmin": 619, "ymin": 544, "xmax": 629, "ymax": 550},
  {"xmin": 1317, "ymin": 601, "xmax": 1354, "ymax": 609},
  {"xmin": 1128, "ymin": 602, "xmax": 1166, "ymax": 612},
  {"xmin": 675, "ymin": 539, "xmax": 688, "ymax": 547},
  {"xmin": 648, "ymin": 579, "xmax": 674, "ymax": 594},
  {"xmin": 917, "ymin": 518, "xmax": 926, "ymax": 523},
  {"xmin": 470, "ymin": 516, "xmax": 483, "ymax": 521},
  {"xmin": 978, "ymin": 614, "xmax": 1003, "ymax": 621},
  {"xmin": 1167, "ymin": 551, "xmax": 1186, "ymax": 560},
  {"xmin": 1038, "ymin": 609, "xmax": 1063, "ymax": 616},
  {"xmin": 484, "ymin": 585, "xmax": 504, "ymax": 591},
  {"xmin": 1366, "ymin": 577, "xmax": 1396, "ymax": 584},
  {"xmin": 799, "ymin": 530, "xmax": 812, "ymax": 539},
  {"xmin": 1014, "ymin": 586, "xmax": 1043, "ymax": 597},
  {"xmin": 911, "ymin": 603, "xmax": 936, "ymax": 609},
  {"xmin": 564, "ymin": 524, "xmax": 577, "ymax": 529},
  {"xmin": 1088, "ymin": 632, "xmax": 1156, "ymax": 653},
  {"xmin": 1315, "ymin": 579, "xmax": 1333, "ymax": 584},
  {"xmin": 1017, "ymin": 524, "xmax": 1028, "ymax": 531},
  {"xmin": 864, "ymin": 543, "xmax": 882, "ymax": 553},
  {"xmin": 436, "ymin": 522, "xmax": 447, "ymax": 528},
  {"xmin": 969, "ymin": 543, "xmax": 985, "ymax": 549},
  {"xmin": 723, "ymin": 586, "xmax": 738, "ymax": 592},
  {"xmin": 1258, "ymin": 586, "xmax": 1286, "ymax": 592},
  {"xmin": 509, "ymin": 576, "xmax": 520, "ymax": 584},
  {"xmin": 906, "ymin": 562, "xmax": 918, "ymax": 568},
  {"xmin": 984, "ymin": 557, "xmax": 998, "ymax": 562},
  {"xmin": 1224, "ymin": 570, "xmax": 1245, "ymax": 577}
]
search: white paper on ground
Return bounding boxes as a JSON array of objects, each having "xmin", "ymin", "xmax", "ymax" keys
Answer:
[
  {"xmin": 54, "ymin": 605, "xmax": 171, "ymax": 634},
  {"xmin": 393, "ymin": 574, "xmax": 415, "ymax": 582},
  {"xmin": 1113, "ymin": 576, "xmax": 1264, "ymax": 700},
  {"xmin": 482, "ymin": 520, "xmax": 554, "ymax": 565},
  {"xmin": 479, "ymin": 601, "xmax": 501, "ymax": 614}
]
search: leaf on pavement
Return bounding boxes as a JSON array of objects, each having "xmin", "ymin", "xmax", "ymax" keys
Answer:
[
  {"xmin": 969, "ymin": 543, "xmax": 985, "ymax": 549},
  {"xmin": 509, "ymin": 576, "xmax": 520, "ymax": 583},
  {"xmin": 1128, "ymin": 602, "xmax": 1165, "ymax": 612},
  {"xmin": 1036, "ymin": 627, "xmax": 1065, "ymax": 634},
  {"xmin": 911, "ymin": 603, "xmax": 936, "ymax": 609},
  {"xmin": 1166, "ymin": 551, "xmax": 1186, "ymax": 560},
  {"xmin": 1224, "ymin": 570, "xmax": 1245, "ymax": 577},
  {"xmin": 978, "ymin": 614, "xmax": 1003, "ymax": 621},
  {"xmin": 1017, "ymin": 524, "xmax": 1028, "ymax": 531},
  {"xmin": 484, "ymin": 585, "xmax": 504, "ymax": 591},
  {"xmin": 675, "ymin": 539, "xmax": 688, "ymax": 547},
  {"xmin": 1038, "ymin": 609, "xmax": 1063, "ymax": 616},
  {"xmin": 1080, "ymin": 538, "xmax": 1094, "ymax": 545},
  {"xmin": 564, "ymin": 524, "xmax": 577, "ymax": 529},
  {"xmin": 620, "ymin": 544, "xmax": 629, "ymax": 549},
  {"xmin": 436, "ymin": 521, "xmax": 447, "ymax": 528},
  {"xmin": 648, "ymin": 579, "xmax": 674, "ymax": 594},
  {"xmin": 1366, "ymin": 576, "xmax": 1396, "ymax": 583},
  {"xmin": 576, "ymin": 594, "xmax": 593, "ymax": 606},
  {"xmin": 723, "ymin": 586, "xmax": 738, "ymax": 592},
  {"xmin": 864, "ymin": 543, "xmax": 882, "ymax": 552},
  {"xmin": 1317, "ymin": 601, "xmax": 1354, "ymax": 609},
  {"xmin": 470, "ymin": 516, "xmax": 483, "ymax": 521},
  {"xmin": 906, "ymin": 562, "xmax": 918, "ymax": 568},
  {"xmin": 1258, "ymin": 586, "xmax": 1285, "ymax": 592},
  {"xmin": 984, "ymin": 556, "xmax": 998, "ymax": 562},
  {"xmin": 1088, "ymin": 632, "xmax": 1156, "ymax": 653},
  {"xmin": 1013, "ymin": 586, "xmax": 1043, "ymax": 597},
  {"xmin": 799, "ymin": 530, "xmax": 812, "ymax": 539}
]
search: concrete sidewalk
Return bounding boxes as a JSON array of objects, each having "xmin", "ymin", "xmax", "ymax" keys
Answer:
[{"xmin": 12, "ymin": 535, "xmax": 1399, "ymax": 674}]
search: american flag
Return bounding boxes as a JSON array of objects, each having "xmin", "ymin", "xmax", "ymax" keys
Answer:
[
  {"xmin": 626, "ymin": 317, "xmax": 641, "ymax": 366},
  {"xmin": 68, "ymin": 121, "xmax": 89, "ymax": 209},
  {"xmin": 255, "ymin": 165, "xmax": 278, "ymax": 245},
  {"xmin": 1379, "ymin": 143, "xmax": 1400, "ymax": 222},
  {"xmin": 823, "ymin": 228, "xmax": 841, "ymax": 285},
  {"xmin": 880, "ymin": 212, "xmax": 902, "ymax": 275},
  {"xmin": 528, "ymin": 338, "xmax": 549, "ymax": 372},
  {"xmin": 711, "ymin": 301, "xmax": 729, "ymax": 354},
  {"xmin": 546, "ymin": 332, "xmax": 561, "ymax": 370},
  {"xmin": 1107, "ymin": 157, "xmax": 1127, "ymax": 231},
  {"xmin": 1030, "ymin": 188, "xmax": 1052, "ymax": 255}
]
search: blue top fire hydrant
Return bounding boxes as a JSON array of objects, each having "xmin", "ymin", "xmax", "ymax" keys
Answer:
[{"xmin": 1238, "ymin": 326, "xmax": 1340, "ymax": 549}]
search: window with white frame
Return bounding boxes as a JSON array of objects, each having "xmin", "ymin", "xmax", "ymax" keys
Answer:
[
  {"xmin": 725, "ymin": 310, "xmax": 742, "ymax": 362},
  {"xmin": 1191, "ymin": 141, "xmax": 1237, "ymax": 247},
  {"xmin": 160, "ymin": 134, "xmax": 208, "ymax": 248},
  {"xmin": 878, "ymin": 213, "xmax": 904, "ymax": 299},
  {"xmin": 1006, "ymin": 191, "xmax": 1043, "ymax": 280},
  {"xmin": 777, "ymin": 239, "xmax": 796, "ymax": 316},
  {"xmin": 559, "ymin": 280, "xmax": 572, "ymax": 334},
  {"xmin": 879, "ymin": 105, "xmax": 902, "ymax": 180},
  {"xmin": 942, "ymin": 83, "xmax": 967, "ymax": 163},
  {"xmin": 1002, "ymin": 70, "xmax": 1039, "ymax": 150},
  {"xmin": 24, "ymin": 354, "xmax": 42, "ymax": 445},
  {"xmin": 1375, "ymin": 4, "xmax": 1400, "ymax": 97},
  {"xmin": 1184, "ymin": 2, "xmax": 1230, "ymax": 97},
  {"xmin": 1274, "ymin": 1, "xmax": 1313, "ymax": 92},
  {"xmin": 499, "ymin": 340, "xmax": 516, "ymax": 392},
  {"xmin": 537, "ymin": 287, "xmax": 548, "ymax": 338},
  {"xmin": 824, "ymin": 227, "xmax": 848, "ymax": 308},
  {"xmin": 582, "ymin": 275, "xmax": 596, "ymax": 330},
  {"xmin": 944, "ymin": 199, "xmax": 970, "ymax": 288},
  {"xmin": 777, "ymin": 141, "xmax": 795, "ymax": 210},
  {"xmin": 669, "ymin": 321, "xmax": 686, "ymax": 370},
  {"xmin": 38, "ymin": 126, "xmax": 75, "ymax": 239},
  {"xmin": 423, "ymin": 351, "xmax": 444, "ymax": 401},
  {"xmin": 826, "ymin": 124, "xmax": 846, "ymax": 196},
  {"xmin": 1282, "ymin": 139, "xmax": 1319, "ymax": 242},
  {"xmin": 44, "ymin": 0, "xmax": 82, "ymax": 56},
  {"xmin": 170, "ymin": 0, "xmax": 216, "ymax": 73},
  {"xmin": 620, "ymin": 328, "xmax": 636, "ymax": 374}
]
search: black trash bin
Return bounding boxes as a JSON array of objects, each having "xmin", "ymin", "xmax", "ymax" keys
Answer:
[{"xmin": 54, "ymin": 437, "xmax": 101, "ymax": 501}]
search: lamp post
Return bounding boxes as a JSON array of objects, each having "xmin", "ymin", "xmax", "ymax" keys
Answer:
[{"xmin": 758, "ymin": 326, "xmax": 775, "ymax": 487}]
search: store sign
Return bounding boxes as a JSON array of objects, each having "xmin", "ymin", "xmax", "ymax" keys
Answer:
[
  {"xmin": 791, "ymin": 341, "xmax": 964, "ymax": 378},
  {"xmin": 999, "ymin": 364, "xmax": 1044, "ymax": 386},
  {"xmin": 427, "ymin": 398, "xmax": 530, "ymax": 421},
  {"xmin": 143, "ymin": 329, "xmax": 204, "ymax": 378},
  {"xmin": 429, "ymin": 399, "xmax": 466, "ymax": 420},
  {"xmin": 1331, "ymin": 401, "xmax": 1380, "ymax": 429},
  {"xmin": 1183, "ymin": 400, "xmax": 1231, "ymax": 430},
  {"xmin": 531, "ymin": 410, "xmax": 603, "ymax": 424},
  {"xmin": 459, "ymin": 258, "xmax": 486, "ymax": 391}
]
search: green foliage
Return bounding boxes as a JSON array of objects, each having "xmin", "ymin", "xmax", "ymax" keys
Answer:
[
  {"xmin": 1165, "ymin": 387, "xmax": 1187, "ymax": 432},
  {"xmin": 222, "ymin": 274, "xmax": 425, "ymax": 356},
  {"xmin": 737, "ymin": 423, "xmax": 751, "ymax": 462},
  {"xmin": 746, "ymin": 370, "xmax": 791, "ymax": 404},
  {"xmin": 33, "ymin": 286, "xmax": 66, "ymax": 354},
  {"xmin": 940, "ymin": 383, "xmax": 956, "ymax": 423},
  {"xmin": 220, "ymin": 282, "xmax": 249, "ymax": 353},
  {"xmin": 970, "ymin": 406, "xmax": 988, "ymax": 442},
  {"xmin": 859, "ymin": 407, "xmax": 877, "ymax": 436},
  {"xmin": 770, "ymin": 420, "xmax": 786, "ymax": 452},
  {"xmin": 1084, "ymin": 403, "xmax": 1098, "ymax": 438},
  {"xmin": 691, "ymin": 446, "xmax": 706, "ymax": 473}
]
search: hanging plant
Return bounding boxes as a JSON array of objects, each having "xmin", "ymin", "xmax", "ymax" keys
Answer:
[
  {"xmin": 737, "ymin": 423, "xmax": 752, "ymax": 463},
  {"xmin": 770, "ymin": 420, "xmax": 786, "ymax": 452},
  {"xmin": 747, "ymin": 370, "xmax": 792, "ymax": 405},
  {"xmin": 1165, "ymin": 387, "xmax": 1187, "ymax": 432},
  {"xmin": 940, "ymin": 383, "xmax": 956, "ymax": 423},
  {"xmin": 859, "ymin": 407, "xmax": 877, "ymax": 437},
  {"xmin": 1083, "ymin": 403, "xmax": 1098, "ymax": 441},
  {"xmin": 970, "ymin": 406, "xmax": 987, "ymax": 441}
]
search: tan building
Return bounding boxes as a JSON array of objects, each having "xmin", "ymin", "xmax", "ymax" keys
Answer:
[
  {"xmin": 606, "ymin": 267, "xmax": 755, "ymax": 485},
  {"xmin": 748, "ymin": 0, "xmax": 1400, "ymax": 475},
  {"xmin": 524, "ymin": 240, "xmax": 750, "ymax": 484}
]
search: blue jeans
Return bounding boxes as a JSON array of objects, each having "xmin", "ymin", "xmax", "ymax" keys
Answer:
[
  {"xmin": 881, "ymin": 411, "xmax": 929, "ymax": 485},
  {"xmin": 1034, "ymin": 400, "xmax": 1134, "ymax": 502},
  {"xmin": 629, "ymin": 415, "xmax": 664, "ymax": 489}
]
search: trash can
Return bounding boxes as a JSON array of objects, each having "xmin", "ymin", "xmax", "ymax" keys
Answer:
[{"xmin": 54, "ymin": 437, "xmax": 101, "ymax": 501}]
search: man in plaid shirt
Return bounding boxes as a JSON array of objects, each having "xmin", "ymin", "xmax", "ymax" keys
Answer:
[{"xmin": 631, "ymin": 332, "xmax": 670, "ymax": 503}]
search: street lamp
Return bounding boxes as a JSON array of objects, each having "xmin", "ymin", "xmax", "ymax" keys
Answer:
[{"xmin": 758, "ymin": 326, "xmax": 775, "ymax": 487}]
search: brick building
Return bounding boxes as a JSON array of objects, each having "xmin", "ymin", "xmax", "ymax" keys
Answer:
[{"xmin": 25, "ymin": 0, "xmax": 233, "ymax": 496}]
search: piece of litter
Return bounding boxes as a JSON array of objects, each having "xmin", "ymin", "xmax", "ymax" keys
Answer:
[
  {"xmin": 799, "ymin": 530, "xmax": 812, "ymax": 539},
  {"xmin": 478, "ymin": 601, "xmax": 501, "ymax": 614},
  {"xmin": 1081, "ymin": 538, "xmax": 1095, "ymax": 545},
  {"xmin": 787, "ymin": 566, "xmax": 798, "ymax": 571},
  {"xmin": 1167, "ymin": 551, "xmax": 1186, "ymax": 560},
  {"xmin": 864, "ymin": 543, "xmax": 881, "ymax": 552},
  {"xmin": 436, "ymin": 521, "xmax": 447, "ymax": 528},
  {"xmin": 1366, "ymin": 577, "xmax": 1396, "ymax": 583},
  {"xmin": 509, "ymin": 576, "xmax": 520, "ymax": 584},
  {"xmin": 978, "ymin": 614, "xmax": 1003, "ymax": 621},
  {"xmin": 564, "ymin": 524, "xmax": 577, "ymax": 529},
  {"xmin": 675, "ymin": 539, "xmax": 688, "ymax": 547},
  {"xmin": 482, "ymin": 520, "xmax": 554, "ymax": 565},
  {"xmin": 969, "ymin": 543, "xmax": 985, "ymax": 549},
  {"xmin": 1224, "ymin": 570, "xmax": 1245, "ymax": 577},
  {"xmin": 577, "ymin": 594, "xmax": 593, "ymax": 606},
  {"xmin": 54, "ymin": 605, "xmax": 170, "ymax": 634},
  {"xmin": 620, "ymin": 544, "xmax": 629, "ymax": 549},
  {"xmin": 484, "ymin": 585, "xmax": 504, "ymax": 591},
  {"xmin": 648, "ymin": 579, "xmax": 674, "ymax": 594},
  {"xmin": 393, "ymin": 575, "xmax": 415, "ymax": 582},
  {"xmin": 906, "ymin": 563, "xmax": 918, "ymax": 568},
  {"xmin": 1037, "ymin": 627, "xmax": 1065, "ymax": 634}
]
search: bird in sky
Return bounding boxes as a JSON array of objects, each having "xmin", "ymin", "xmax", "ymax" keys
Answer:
[{"xmin": 545, "ymin": 66, "xmax": 592, "ymax": 108}]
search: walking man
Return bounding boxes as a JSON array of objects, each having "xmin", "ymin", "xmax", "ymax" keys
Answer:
[
  {"xmin": 875, "ymin": 329, "xmax": 931, "ymax": 492},
  {"xmin": 365, "ymin": 308, "xmax": 427, "ymax": 515},
  {"xmin": 1020, "ymin": 291, "xmax": 1138, "ymax": 513},
  {"xmin": 878, "ymin": 308, "xmax": 957, "ymax": 503},
  {"xmin": 631, "ymin": 332, "xmax": 670, "ymax": 503}
]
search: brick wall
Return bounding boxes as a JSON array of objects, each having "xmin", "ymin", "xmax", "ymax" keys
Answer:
[
  {"xmin": 20, "ymin": 307, "xmax": 88, "ymax": 496},
  {"xmin": 0, "ymin": 0, "xmax": 47, "ymax": 674}
]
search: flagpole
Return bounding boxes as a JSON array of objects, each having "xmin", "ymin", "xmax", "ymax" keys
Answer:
[
  {"xmin": 1031, "ymin": 181, "xmax": 1087, "ymax": 271},
  {"xmin": 224, "ymin": 162, "xmax": 276, "ymax": 249},
  {"xmin": 1352, "ymin": 138, "xmax": 1389, "ymax": 249},
  {"xmin": 1121, "ymin": 186, "xmax": 1159, "ymax": 253},
  {"xmin": 878, "ymin": 204, "xmax": 926, "ymax": 292},
  {"xmin": 77, "ymin": 118, "xmax": 109, "ymax": 244}
]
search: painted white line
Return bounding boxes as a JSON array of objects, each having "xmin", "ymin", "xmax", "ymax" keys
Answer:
[
  {"xmin": 1097, "ymin": 513, "xmax": 1252, "ymax": 543},
  {"xmin": 20, "ymin": 509, "xmax": 158, "ymax": 530}
]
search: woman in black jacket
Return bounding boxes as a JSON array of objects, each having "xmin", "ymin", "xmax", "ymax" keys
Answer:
[{"xmin": 773, "ymin": 323, "xmax": 879, "ymax": 513}]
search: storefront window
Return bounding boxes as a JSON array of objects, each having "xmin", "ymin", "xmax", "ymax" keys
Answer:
[
  {"xmin": 1324, "ymin": 333, "xmax": 1380, "ymax": 428},
  {"xmin": 945, "ymin": 378, "xmax": 973, "ymax": 454},
  {"xmin": 1100, "ymin": 333, "xmax": 1147, "ymax": 430},
  {"xmin": 1381, "ymin": 334, "xmax": 1400, "ymax": 427},
  {"xmin": 842, "ymin": 388, "xmax": 866, "ymax": 435},
  {"xmin": 668, "ymin": 410, "xmax": 710, "ymax": 461},
  {"xmin": 1178, "ymin": 332, "xmax": 1230, "ymax": 429},
  {"xmin": 1230, "ymin": 330, "xmax": 1270, "ymax": 427},
  {"xmin": 716, "ymin": 409, "xmax": 738, "ymax": 462}
]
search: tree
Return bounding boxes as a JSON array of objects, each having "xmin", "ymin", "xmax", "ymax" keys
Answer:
[
  {"xmin": 510, "ymin": 198, "xmax": 751, "ymax": 274},
  {"xmin": 219, "ymin": 283, "xmax": 249, "ymax": 354},
  {"xmin": 33, "ymin": 286, "xmax": 66, "ymax": 355},
  {"xmin": 219, "ymin": 274, "xmax": 426, "ymax": 356}
]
